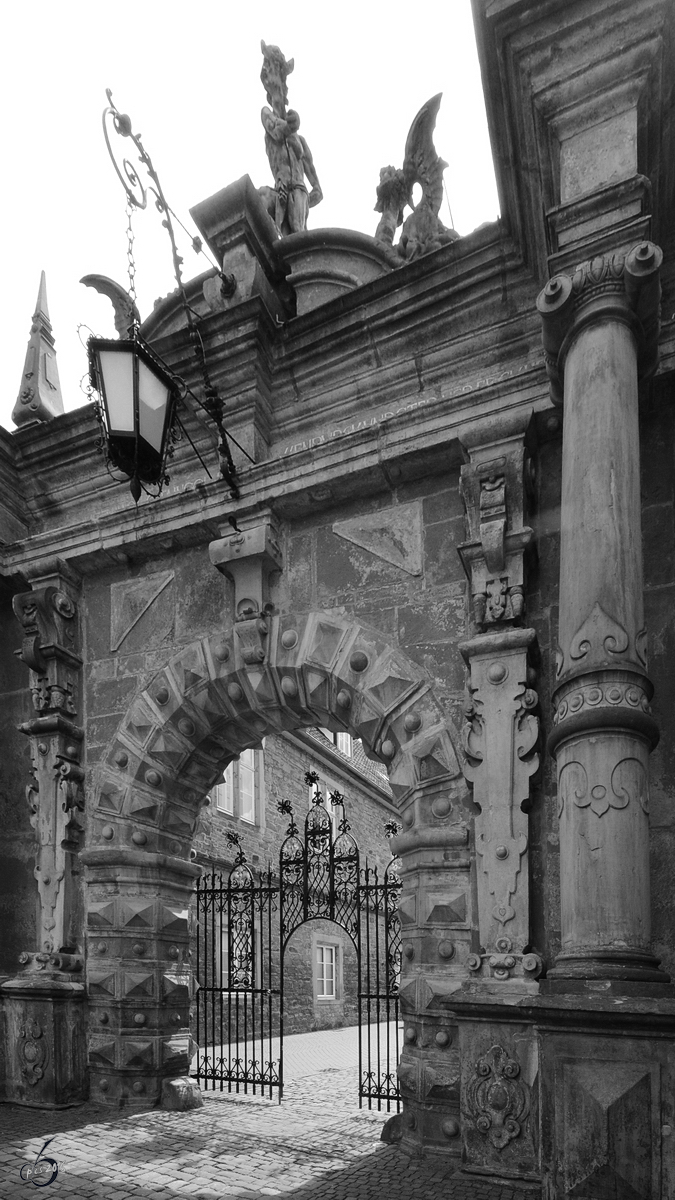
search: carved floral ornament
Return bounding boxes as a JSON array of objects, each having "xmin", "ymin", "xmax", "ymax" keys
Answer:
[
  {"xmin": 555, "ymin": 603, "xmax": 647, "ymax": 681},
  {"xmin": 558, "ymin": 756, "xmax": 649, "ymax": 818},
  {"xmin": 465, "ymin": 1045, "xmax": 529, "ymax": 1151}
]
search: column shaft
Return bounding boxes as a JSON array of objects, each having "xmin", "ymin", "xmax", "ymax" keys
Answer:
[{"xmin": 539, "ymin": 244, "xmax": 667, "ymax": 987}]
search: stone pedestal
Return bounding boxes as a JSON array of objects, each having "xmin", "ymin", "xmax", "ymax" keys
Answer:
[
  {"xmin": 445, "ymin": 991, "xmax": 675, "ymax": 1196},
  {"xmin": 1, "ymin": 972, "xmax": 86, "ymax": 1108}
]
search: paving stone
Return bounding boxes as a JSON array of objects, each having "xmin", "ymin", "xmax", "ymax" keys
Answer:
[{"xmin": 0, "ymin": 1042, "xmax": 540, "ymax": 1200}]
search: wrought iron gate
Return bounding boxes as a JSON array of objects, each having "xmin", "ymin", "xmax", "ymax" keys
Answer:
[{"xmin": 193, "ymin": 772, "xmax": 401, "ymax": 1110}]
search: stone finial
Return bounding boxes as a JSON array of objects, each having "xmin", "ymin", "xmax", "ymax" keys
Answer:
[
  {"xmin": 258, "ymin": 42, "xmax": 323, "ymax": 236},
  {"xmin": 12, "ymin": 272, "xmax": 64, "ymax": 427}
]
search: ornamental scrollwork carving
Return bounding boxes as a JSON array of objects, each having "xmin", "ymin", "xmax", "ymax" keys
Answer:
[
  {"xmin": 460, "ymin": 638, "xmax": 539, "ymax": 961},
  {"xmin": 465, "ymin": 1045, "xmax": 529, "ymax": 1151},
  {"xmin": 13, "ymin": 575, "xmax": 84, "ymax": 965},
  {"xmin": 558, "ymin": 756, "xmax": 648, "ymax": 818},
  {"xmin": 18, "ymin": 1019, "xmax": 48, "ymax": 1085},
  {"xmin": 567, "ymin": 602, "xmax": 629, "ymax": 673},
  {"xmin": 537, "ymin": 242, "xmax": 663, "ymax": 403}
]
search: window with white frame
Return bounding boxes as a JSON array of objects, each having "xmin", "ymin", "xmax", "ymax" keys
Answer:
[
  {"xmin": 316, "ymin": 943, "xmax": 337, "ymax": 1000},
  {"xmin": 238, "ymin": 749, "xmax": 256, "ymax": 823},
  {"xmin": 212, "ymin": 763, "xmax": 234, "ymax": 814},
  {"xmin": 319, "ymin": 728, "xmax": 353, "ymax": 758},
  {"xmin": 209, "ymin": 748, "xmax": 263, "ymax": 826}
]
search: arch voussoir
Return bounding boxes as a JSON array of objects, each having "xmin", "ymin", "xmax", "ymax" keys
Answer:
[{"xmin": 83, "ymin": 610, "xmax": 464, "ymax": 1108}]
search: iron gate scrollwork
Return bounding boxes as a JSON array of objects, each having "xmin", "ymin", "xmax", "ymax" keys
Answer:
[
  {"xmin": 194, "ymin": 832, "xmax": 281, "ymax": 1098},
  {"xmin": 193, "ymin": 772, "xmax": 401, "ymax": 1110}
]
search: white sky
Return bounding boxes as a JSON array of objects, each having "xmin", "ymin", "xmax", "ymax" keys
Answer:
[{"xmin": 0, "ymin": 0, "xmax": 499, "ymax": 432}]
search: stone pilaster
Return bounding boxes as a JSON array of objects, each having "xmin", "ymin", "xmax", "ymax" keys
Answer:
[
  {"xmin": 2, "ymin": 560, "xmax": 86, "ymax": 1106},
  {"xmin": 458, "ymin": 433, "xmax": 541, "ymax": 987},
  {"xmin": 538, "ymin": 241, "xmax": 669, "ymax": 988}
]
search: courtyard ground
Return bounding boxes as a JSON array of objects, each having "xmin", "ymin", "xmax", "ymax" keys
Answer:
[{"xmin": 1, "ymin": 1027, "xmax": 539, "ymax": 1199}]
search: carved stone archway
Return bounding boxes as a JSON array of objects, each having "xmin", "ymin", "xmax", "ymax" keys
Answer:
[{"xmin": 82, "ymin": 609, "xmax": 464, "ymax": 1109}]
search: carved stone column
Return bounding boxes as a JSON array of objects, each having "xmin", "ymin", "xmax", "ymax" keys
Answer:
[
  {"xmin": 537, "ymin": 242, "xmax": 668, "ymax": 988},
  {"xmin": 458, "ymin": 433, "xmax": 541, "ymax": 987},
  {"xmin": 2, "ymin": 560, "xmax": 87, "ymax": 1106}
]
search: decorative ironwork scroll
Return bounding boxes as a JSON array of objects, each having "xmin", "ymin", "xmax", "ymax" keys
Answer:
[{"xmin": 193, "ymin": 772, "xmax": 402, "ymax": 1112}]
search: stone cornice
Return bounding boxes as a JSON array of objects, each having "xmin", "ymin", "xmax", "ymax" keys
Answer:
[{"xmin": 0, "ymin": 369, "xmax": 548, "ymax": 577}]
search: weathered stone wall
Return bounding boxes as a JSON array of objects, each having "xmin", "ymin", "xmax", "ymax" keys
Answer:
[
  {"xmin": 283, "ymin": 920, "xmax": 359, "ymax": 1034},
  {"xmin": 640, "ymin": 375, "xmax": 675, "ymax": 979}
]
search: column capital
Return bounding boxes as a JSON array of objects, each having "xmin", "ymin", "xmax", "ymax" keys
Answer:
[{"xmin": 537, "ymin": 241, "xmax": 662, "ymax": 405}]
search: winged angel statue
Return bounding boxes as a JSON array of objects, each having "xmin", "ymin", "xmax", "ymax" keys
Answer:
[{"xmin": 374, "ymin": 94, "xmax": 459, "ymax": 261}]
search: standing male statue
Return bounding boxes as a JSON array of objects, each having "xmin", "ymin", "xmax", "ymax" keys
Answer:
[{"xmin": 259, "ymin": 41, "xmax": 323, "ymax": 236}]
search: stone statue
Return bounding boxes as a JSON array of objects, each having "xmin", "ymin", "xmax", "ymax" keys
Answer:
[
  {"xmin": 259, "ymin": 41, "xmax": 323, "ymax": 236},
  {"xmin": 374, "ymin": 94, "xmax": 459, "ymax": 261}
]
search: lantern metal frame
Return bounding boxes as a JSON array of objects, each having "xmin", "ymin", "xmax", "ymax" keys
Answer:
[{"xmin": 87, "ymin": 332, "xmax": 180, "ymax": 502}]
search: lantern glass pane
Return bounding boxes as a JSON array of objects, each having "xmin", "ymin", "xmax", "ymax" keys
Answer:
[
  {"xmin": 138, "ymin": 359, "xmax": 170, "ymax": 453},
  {"xmin": 99, "ymin": 349, "xmax": 134, "ymax": 433}
]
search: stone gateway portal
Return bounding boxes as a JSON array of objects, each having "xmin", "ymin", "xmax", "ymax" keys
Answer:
[{"xmin": 1, "ymin": 2, "xmax": 675, "ymax": 1196}]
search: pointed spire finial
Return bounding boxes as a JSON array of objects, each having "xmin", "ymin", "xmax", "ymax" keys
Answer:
[{"xmin": 12, "ymin": 272, "xmax": 64, "ymax": 427}]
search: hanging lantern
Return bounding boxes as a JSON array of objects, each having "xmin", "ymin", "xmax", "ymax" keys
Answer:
[{"xmin": 88, "ymin": 335, "xmax": 177, "ymax": 502}]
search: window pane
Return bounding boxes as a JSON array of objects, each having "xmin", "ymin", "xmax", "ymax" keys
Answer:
[
  {"xmin": 239, "ymin": 750, "xmax": 255, "ymax": 823},
  {"xmin": 212, "ymin": 763, "xmax": 233, "ymax": 813},
  {"xmin": 317, "ymin": 944, "xmax": 336, "ymax": 998},
  {"xmin": 99, "ymin": 348, "xmax": 134, "ymax": 432},
  {"xmin": 336, "ymin": 732, "xmax": 352, "ymax": 757},
  {"xmin": 138, "ymin": 359, "xmax": 170, "ymax": 452}
]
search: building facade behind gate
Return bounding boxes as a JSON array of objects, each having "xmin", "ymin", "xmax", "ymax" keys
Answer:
[
  {"xmin": 1, "ymin": 1, "xmax": 675, "ymax": 1195},
  {"xmin": 193, "ymin": 728, "xmax": 396, "ymax": 1036}
]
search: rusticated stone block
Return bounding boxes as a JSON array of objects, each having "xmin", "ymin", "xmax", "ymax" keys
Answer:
[{"xmin": 161, "ymin": 1075, "xmax": 204, "ymax": 1110}]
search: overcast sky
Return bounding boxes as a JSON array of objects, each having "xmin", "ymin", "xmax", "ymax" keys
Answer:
[{"xmin": 0, "ymin": 0, "xmax": 499, "ymax": 432}]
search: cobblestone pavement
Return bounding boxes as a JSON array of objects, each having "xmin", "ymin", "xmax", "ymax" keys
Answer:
[{"xmin": 1, "ymin": 1028, "xmax": 539, "ymax": 1200}]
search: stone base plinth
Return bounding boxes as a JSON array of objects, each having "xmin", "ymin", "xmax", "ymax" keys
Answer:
[
  {"xmin": 1, "ymin": 973, "xmax": 86, "ymax": 1108},
  {"xmin": 434, "ymin": 989, "xmax": 675, "ymax": 1197}
]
